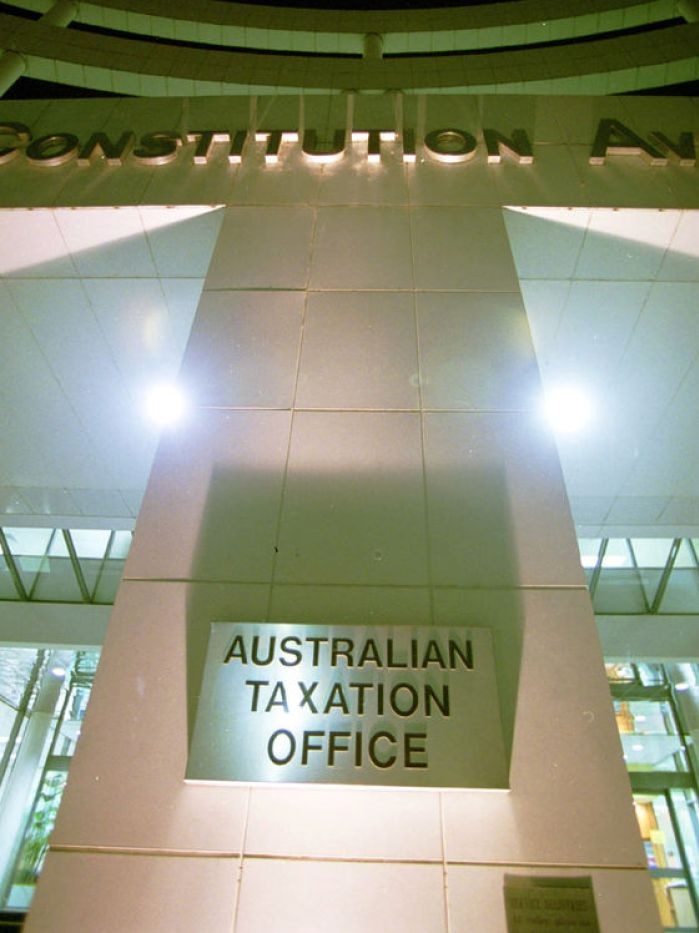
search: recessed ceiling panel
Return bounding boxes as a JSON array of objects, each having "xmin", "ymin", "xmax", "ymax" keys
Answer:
[
  {"xmin": 0, "ymin": 206, "xmax": 223, "ymax": 523},
  {"xmin": 507, "ymin": 207, "xmax": 699, "ymax": 536}
]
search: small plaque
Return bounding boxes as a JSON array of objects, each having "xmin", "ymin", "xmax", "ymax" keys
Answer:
[
  {"xmin": 187, "ymin": 622, "xmax": 508, "ymax": 788},
  {"xmin": 504, "ymin": 876, "xmax": 600, "ymax": 932}
]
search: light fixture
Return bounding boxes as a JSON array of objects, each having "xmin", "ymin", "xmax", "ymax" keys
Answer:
[
  {"xmin": 144, "ymin": 382, "xmax": 188, "ymax": 426},
  {"xmin": 542, "ymin": 384, "xmax": 593, "ymax": 434},
  {"xmin": 51, "ymin": 666, "xmax": 67, "ymax": 678}
]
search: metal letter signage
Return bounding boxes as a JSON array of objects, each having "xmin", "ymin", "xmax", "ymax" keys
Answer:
[
  {"xmin": 187, "ymin": 622, "xmax": 508, "ymax": 788},
  {"xmin": 0, "ymin": 116, "xmax": 695, "ymax": 170}
]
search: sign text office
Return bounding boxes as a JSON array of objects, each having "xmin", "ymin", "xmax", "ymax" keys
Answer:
[{"xmin": 186, "ymin": 623, "xmax": 508, "ymax": 788}]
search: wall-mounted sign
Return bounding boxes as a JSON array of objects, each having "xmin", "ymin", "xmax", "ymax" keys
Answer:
[
  {"xmin": 186, "ymin": 622, "xmax": 508, "ymax": 788},
  {"xmin": 504, "ymin": 876, "xmax": 600, "ymax": 932},
  {"xmin": 0, "ymin": 118, "xmax": 694, "ymax": 169}
]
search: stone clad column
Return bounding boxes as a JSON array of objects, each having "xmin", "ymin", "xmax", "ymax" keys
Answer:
[{"xmin": 27, "ymin": 111, "xmax": 660, "ymax": 932}]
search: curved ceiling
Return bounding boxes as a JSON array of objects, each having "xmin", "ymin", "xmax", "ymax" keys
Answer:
[{"xmin": 0, "ymin": 0, "xmax": 697, "ymax": 95}]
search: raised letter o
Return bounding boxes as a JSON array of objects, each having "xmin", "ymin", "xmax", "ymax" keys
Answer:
[{"xmin": 267, "ymin": 729, "xmax": 295, "ymax": 765}]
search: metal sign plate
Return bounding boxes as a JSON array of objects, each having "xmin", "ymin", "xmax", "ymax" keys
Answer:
[
  {"xmin": 504, "ymin": 876, "xmax": 600, "ymax": 932},
  {"xmin": 186, "ymin": 622, "xmax": 508, "ymax": 788}
]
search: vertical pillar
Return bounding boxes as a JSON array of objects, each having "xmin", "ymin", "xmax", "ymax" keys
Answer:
[{"xmin": 27, "ymin": 149, "xmax": 660, "ymax": 931}]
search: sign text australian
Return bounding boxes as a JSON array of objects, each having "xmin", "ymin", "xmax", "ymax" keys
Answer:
[
  {"xmin": 186, "ymin": 623, "xmax": 508, "ymax": 788},
  {"xmin": 227, "ymin": 629, "xmax": 471, "ymax": 770},
  {"xmin": 0, "ymin": 118, "xmax": 694, "ymax": 168}
]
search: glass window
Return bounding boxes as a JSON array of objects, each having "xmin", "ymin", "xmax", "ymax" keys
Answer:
[
  {"xmin": 629, "ymin": 539, "xmax": 674, "ymax": 568},
  {"xmin": 0, "ymin": 649, "xmax": 100, "ymax": 910},
  {"xmin": 602, "ymin": 539, "xmax": 634, "ymax": 568},
  {"xmin": 635, "ymin": 792, "xmax": 699, "ymax": 930},
  {"xmin": 629, "ymin": 539, "xmax": 675, "ymax": 609},
  {"xmin": 591, "ymin": 539, "xmax": 649, "ymax": 613},
  {"xmin": 0, "ymin": 649, "xmax": 41, "ymax": 709},
  {"xmin": 2, "ymin": 529, "xmax": 52, "ymax": 594},
  {"xmin": 30, "ymin": 558, "xmax": 84, "ymax": 603},
  {"xmin": 46, "ymin": 534, "xmax": 68, "ymax": 559},
  {"xmin": 660, "ymin": 541, "xmax": 699, "ymax": 613},
  {"xmin": 583, "ymin": 538, "xmax": 699, "ymax": 615},
  {"xmin": 671, "ymin": 789, "xmax": 699, "ymax": 882},
  {"xmin": 8, "ymin": 770, "xmax": 67, "ymax": 906},
  {"xmin": 637, "ymin": 664, "xmax": 667, "ymax": 687},
  {"xmin": 606, "ymin": 662, "xmax": 636, "ymax": 683},
  {"xmin": 3, "ymin": 529, "xmax": 52, "ymax": 561},
  {"xmin": 578, "ymin": 538, "xmax": 602, "ymax": 569},
  {"xmin": 0, "ymin": 552, "xmax": 20, "ymax": 600},
  {"xmin": 0, "ymin": 526, "xmax": 133, "ymax": 605},
  {"xmin": 635, "ymin": 794, "xmax": 685, "ymax": 870},
  {"xmin": 68, "ymin": 530, "xmax": 111, "ymax": 561},
  {"xmin": 93, "ymin": 560, "xmax": 126, "ymax": 603},
  {"xmin": 651, "ymin": 876, "xmax": 697, "ymax": 930},
  {"xmin": 108, "ymin": 531, "xmax": 132, "ymax": 561},
  {"xmin": 616, "ymin": 700, "xmax": 688, "ymax": 773},
  {"xmin": 611, "ymin": 660, "xmax": 699, "ymax": 930},
  {"xmin": 674, "ymin": 540, "xmax": 699, "ymax": 570}
]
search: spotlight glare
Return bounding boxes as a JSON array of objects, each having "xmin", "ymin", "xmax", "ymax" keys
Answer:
[
  {"xmin": 145, "ymin": 383, "xmax": 188, "ymax": 426},
  {"xmin": 543, "ymin": 385, "xmax": 593, "ymax": 434}
]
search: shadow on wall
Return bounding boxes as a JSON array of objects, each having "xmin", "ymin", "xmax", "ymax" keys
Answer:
[
  {"xmin": 422, "ymin": 459, "xmax": 525, "ymax": 761},
  {"xmin": 184, "ymin": 455, "xmax": 525, "ymax": 776}
]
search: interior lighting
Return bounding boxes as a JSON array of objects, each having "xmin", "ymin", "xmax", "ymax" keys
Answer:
[
  {"xmin": 145, "ymin": 382, "xmax": 188, "ymax": 426},
  {"xmin": 675, "ymin": 682, "xmax": 690, "ymax": 692},
  {"xmin": 51, "ymin": 666, "xmax": 67, "ymax": 678},
  {"xmin": 542, "ymin": 385, "xmax": 593, "ymax": 434}
]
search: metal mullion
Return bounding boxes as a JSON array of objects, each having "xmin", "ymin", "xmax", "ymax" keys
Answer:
[
  {"xmin": 44, "ymin": 669, "xmax": 74, "ymax": 764},
  {"xmin": 629, "ymin": 771, "xmax": 695, "ymax": 793},
  {"xmin": 587, "ymin": 537, "xmax": 608, "ymax": 599},
  {"xmin": 2, "ymin": 660, "xmax": 73, "ymax": 902},
  {"xmin": 611, "ymin": 684, "xmax": 670, "ymax": 702},
  {"xmin": 28, "ymin": 528, "xmax": 59, "ymax": 601},
  {"xmin": 0, "ymin": 652, "xmax": 44, "ymax": 788},
  {"xmin": 670, "ymin": 686, "xmax": 699, "ymax": 793},
  {"xmin": 0, "ymin": 528, "xmax": 29, "ymax": 601},
  {"xmin": 666, "ymin": 788, "xmax": 699, "ymax": 924},
  {"xmin": 627, "ymin": 538, "xmax": 651, "ymax": 613},
  {"xmin": 62, "ymin": 530, "xmax": 91, "ymax": 604},
  {"xmin": 650, "ymin": 538, "xmax": 682, "ymax": 614},
  {"xmin": 44, "ymin": 755, "xmax": 72, "ymax": 772},
  {"xmin": 89, "ymin": 530, "xmax": 115, "ymax": 603}
]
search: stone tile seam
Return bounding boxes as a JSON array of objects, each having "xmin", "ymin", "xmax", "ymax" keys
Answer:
[
  {"xmin": 48, "ymin": 846, "xmax": 646, "ymax": 871},
  {"xmin": 202, "ymin": 287, "xmax": 524, "ymax": 293},
  {"xmin": 119, "ymin": 577, "xmax": 589, "ymax": 591},
  {"xmin": 261, "ymin": 237, "xmax": 312, "ymax": 620},
  {"xmin": 187, "ymin": 406, "xmax": 541, "ymax": 413}
]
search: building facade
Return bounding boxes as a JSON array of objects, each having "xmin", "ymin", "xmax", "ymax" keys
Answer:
[{"xmin": 0, "ymin": 2, "xmax": 698, "ymax": 931}]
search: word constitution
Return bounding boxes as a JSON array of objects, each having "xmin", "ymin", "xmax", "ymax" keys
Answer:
[{"xmin": 0, "ymin": 119, "xmax": 695, "ymax": 169}]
